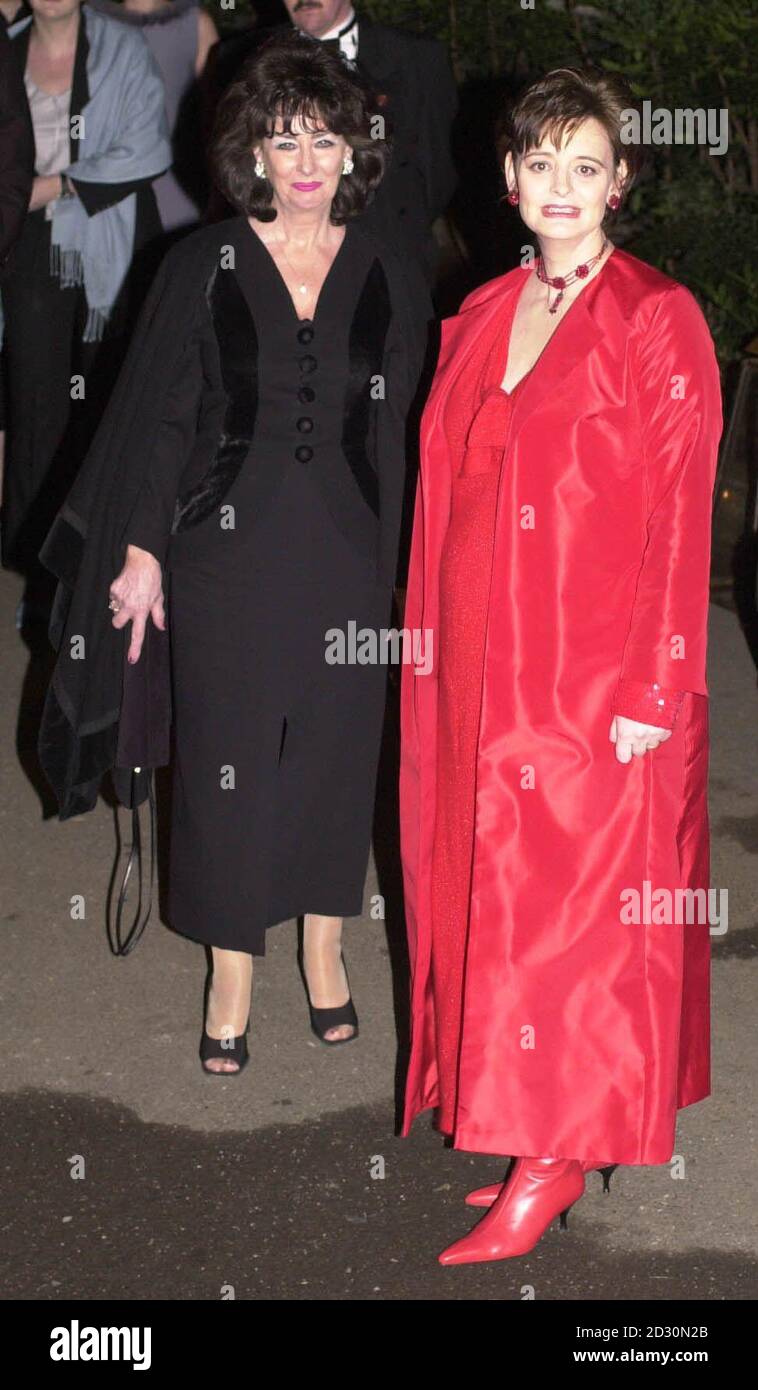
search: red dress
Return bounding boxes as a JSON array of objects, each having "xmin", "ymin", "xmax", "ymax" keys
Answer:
[
  {"xmin": 431, "ymin": 374, "xmax": 527, "ymax": 1133},
  {"xmin": 430, "ymin": 306, "xmax": 680, "ymax": 1137}
]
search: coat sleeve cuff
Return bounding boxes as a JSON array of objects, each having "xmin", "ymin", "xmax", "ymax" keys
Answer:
[
  {"xmin": 611, "ymin": 679, "xmax": 685, "ymax": 731},
  {"xmin": 123, "ymin": 526, "xmax": 168, "ymax": 568}
]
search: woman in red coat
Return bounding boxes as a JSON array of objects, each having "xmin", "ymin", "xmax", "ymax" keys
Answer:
[{"xmin": 399, "ymin": 68, "xmax": 723, "ymax": 1265}]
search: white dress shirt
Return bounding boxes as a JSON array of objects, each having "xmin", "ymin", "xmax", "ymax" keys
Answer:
[{"xmin": 319, "ymin": 6, "xmax": 359, "ymax": 65}]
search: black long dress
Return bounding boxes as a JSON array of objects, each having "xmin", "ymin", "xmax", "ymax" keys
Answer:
[{"xmin": 122, "ymin": 215, "xmax": 425, "ymax": 955}]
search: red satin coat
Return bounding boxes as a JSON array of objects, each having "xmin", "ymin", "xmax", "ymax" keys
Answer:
[{"xmin": 399, "ymin": 249, "xmax": 723, "ymax": 1165}]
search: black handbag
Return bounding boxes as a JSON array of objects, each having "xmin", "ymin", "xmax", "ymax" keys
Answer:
[
  {"xmin": 109, "ymin": 765, "xmax": 156, "ymax": 956},
  {"xmin": 108, "ymin": 616, "xmax": 171, "ymax": 956}
]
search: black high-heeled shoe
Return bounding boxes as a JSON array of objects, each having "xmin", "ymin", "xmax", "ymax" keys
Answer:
[
  {"xmin": 199, "ymin": 1022, "xmax": 250, "ymax": 1076},
  {"xmin": 297, "ymin": 947, "xmax": 359, "ymax": 1046}
]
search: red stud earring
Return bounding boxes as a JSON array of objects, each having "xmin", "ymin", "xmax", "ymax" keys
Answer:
[
  {"xmin": 507, "ymin": 189, "xmax": 519, "ymax": 206},
  {"xmin": 608, "ymin": 193, "xmax": 621, "ymax": 210}
]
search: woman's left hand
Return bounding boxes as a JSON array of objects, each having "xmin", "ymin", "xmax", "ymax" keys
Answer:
[{"xmin": 609, "ymin": 716, "xmax": 672, "ymax": 764}]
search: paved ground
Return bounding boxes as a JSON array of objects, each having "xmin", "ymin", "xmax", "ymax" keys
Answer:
[{"xmin": 1, "ymin": 566, "xmax": 757, "ymax": 1301}]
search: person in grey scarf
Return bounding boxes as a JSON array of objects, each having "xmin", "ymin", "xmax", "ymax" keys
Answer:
[{"xmin": 0, "ymin": 0, "xmax": 170, "ymax": 628}]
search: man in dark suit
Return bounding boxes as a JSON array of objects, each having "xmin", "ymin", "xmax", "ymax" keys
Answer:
[
  {"xmin": 205, "ymin": 0, "xmax": 459, "ymax": 282},
  {"xmin": 0, "ymin": 22, "xmax": 33, "ymax": 268}
]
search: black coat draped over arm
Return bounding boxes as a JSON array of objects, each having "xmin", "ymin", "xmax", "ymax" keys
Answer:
[{"xmin": 0, "ymin": 24, "xmax": 34, "ymax": 266}]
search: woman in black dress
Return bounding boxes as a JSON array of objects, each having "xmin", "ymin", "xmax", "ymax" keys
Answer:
[{"xmin": 99, "ymin": 33, "xmax": 431, "ymax": 1068}]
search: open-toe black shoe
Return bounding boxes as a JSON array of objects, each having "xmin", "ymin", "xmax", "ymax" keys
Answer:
[
  {"xmin": 199, "ymin": 1023, "xmax": 250, "ymax": 1075},
  {"xmin": 297, "ymin": 948, "xmax": 359, "ymax": 1046}
]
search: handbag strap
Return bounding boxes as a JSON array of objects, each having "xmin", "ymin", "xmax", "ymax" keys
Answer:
[{"xmin": 109, "ymin": 769, "xmax": 156, "ymax": 956}]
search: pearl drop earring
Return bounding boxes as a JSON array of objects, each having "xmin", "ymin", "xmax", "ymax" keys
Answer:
[
  {"xmin": 342, "ymin": 154, "xmax": 354, "ymax": 175},
  {"xmin": 254, "ymin": 159, "xmax": 266, "ymax": 179}
]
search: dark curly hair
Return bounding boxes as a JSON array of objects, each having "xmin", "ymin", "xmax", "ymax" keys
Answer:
[
  {"xmin": 496, "ymin": 67, "xmax": 645, "ymax": 216},
  {"xmin": 209, "ymin": 30, "xmax": 391, "ymax": 223}
]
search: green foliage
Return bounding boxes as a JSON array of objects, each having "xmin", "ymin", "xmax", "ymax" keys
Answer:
[{"xmin": 364, "ymin": 0, "xmax": 758, "ymax": 364}]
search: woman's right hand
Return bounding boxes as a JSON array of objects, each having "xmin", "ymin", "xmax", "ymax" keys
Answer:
[
  {"xmin": 29, "ymin": 174, "xmax": 66, "ymax": 213},
  {"xmin": 109, "ymin": 544, "xmax": 165, "ymax": 664}
]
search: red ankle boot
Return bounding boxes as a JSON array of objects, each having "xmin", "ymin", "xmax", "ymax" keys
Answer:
[
  {"xmin": 439, "ymin": 1157, "xmax": 585, "ymax": 1265},
  {"xmin": 465, "ymin": 1160, "xmax": 617, "ymax": 1208}
]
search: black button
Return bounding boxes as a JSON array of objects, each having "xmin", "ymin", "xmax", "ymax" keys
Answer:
[
  {"xmin": 298, "ymin": 354, "xmax": 317, "ymax": 374},
  {"xmin": 298, "ymin": 386, "xmax": 315, "ymax": 404},
  {"xmin": 296, "ymin": 416, "xmax": 314, "ymax": 433},
  {"xmin": 297, "ymin": 324, "xmax": 314, "ymax": 344},
  {"xmin": 399, "ymin": 207, "xmax": 407, "ymax": 216},
  {"xmin": 295, "ymin": 445, "xmax": 313, "ymax": 463}
]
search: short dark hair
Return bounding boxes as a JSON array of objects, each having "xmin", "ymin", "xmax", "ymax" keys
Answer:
[
  {"xmin": 496, "ymin": 67, "xmax": 644, "ymax": 205},
  {"xmin": 210, "ymin": 30, "xmax": 391, "ymax": 223}
]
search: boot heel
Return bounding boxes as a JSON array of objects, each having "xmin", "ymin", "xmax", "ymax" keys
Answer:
[
  {"xmin": 558, "ymin": 1193, "xmax": 583, "ymax": 1231},
  {"xmin": 599, "ymin": 1163, "xmax": 618, "ymax": 1193}
]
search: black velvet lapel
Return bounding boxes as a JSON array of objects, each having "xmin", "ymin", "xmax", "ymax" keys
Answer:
[
  {"xmin": 342, "ymin": 257, "xmax": 392, "ymax": 518},
  {"xmin": 173, "ymin": 262, "xmax": 259, "ymax": 532}
]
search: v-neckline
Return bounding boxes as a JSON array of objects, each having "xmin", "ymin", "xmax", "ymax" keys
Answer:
[
  {"xmin": 497, "ymin": 249, "xmax": 613, "ymax": 395},
  {"xmin": 242, "ymin": 215, "xmax": 351, "ymax": 324}
]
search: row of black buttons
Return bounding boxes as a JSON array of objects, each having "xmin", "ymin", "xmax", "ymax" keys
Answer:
[{"xmin": 296, "ymin": 322, "xmax": 316, "ymax": 461}]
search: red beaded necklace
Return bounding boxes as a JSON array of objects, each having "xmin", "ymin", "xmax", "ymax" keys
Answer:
[{"xmin": 536, "ymin": 237, "xmax": 609, "ymax": 314}]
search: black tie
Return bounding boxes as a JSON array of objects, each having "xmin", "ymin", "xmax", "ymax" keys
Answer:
[{"xmin": 318, "ymin": 36, "xmax": 367, "ymax": 83}]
